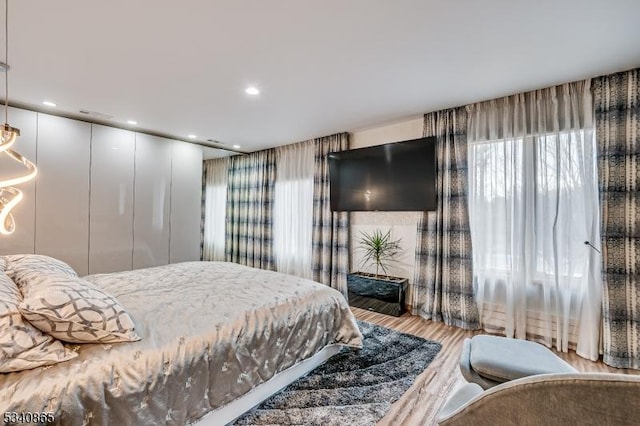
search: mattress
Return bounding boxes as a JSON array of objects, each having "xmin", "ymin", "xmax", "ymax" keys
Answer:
[{"xmin": 0, "ymin": 261, "xmax": 363, "ymax": 425}]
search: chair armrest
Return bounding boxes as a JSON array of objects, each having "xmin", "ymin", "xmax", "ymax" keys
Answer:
[
  {"xmin": 458, "ymin": 338, "xmax": 473, "ymax": 381},
  {"xmin": 458, "ymin": 337, "xmax": 501, "ymax": 390},
  {"xmin": 436, "ymin": 382, "xmax": 484, "ymax": 424}
]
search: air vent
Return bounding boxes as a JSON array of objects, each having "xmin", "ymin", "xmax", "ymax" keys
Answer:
[
  {"xmin": 207, "ymin": 139, "xmax": 227, "ymax": 145},
  {"xmin": 79, "ymin": 109, "xmax": 114, "ymax": 120}
]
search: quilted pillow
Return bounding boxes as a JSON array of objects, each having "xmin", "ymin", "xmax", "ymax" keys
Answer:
[
  {"xmin": 0, "ymin": 272, "xmax": 77, "ymax": 372},
  {"xmin": 19, "ymin": 273, "xmax": 141, "ymax": 344},
  {"xmin": 3, "ymin": 254, "xmax": 78, "ymax": 290}
]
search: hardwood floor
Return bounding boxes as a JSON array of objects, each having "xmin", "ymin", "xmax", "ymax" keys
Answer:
[{"xmin": 351, "ymin": 307, "xmax": 640, "ymax": 426}]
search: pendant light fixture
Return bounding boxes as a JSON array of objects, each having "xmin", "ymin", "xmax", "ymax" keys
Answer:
[{"xmin": 0, "ymin": 0, "xmax": 36, "ymax": 235}]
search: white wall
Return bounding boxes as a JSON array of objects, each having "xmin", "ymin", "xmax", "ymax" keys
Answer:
[
  {"xmin": 0, "ymin": 107, "xmax": 203, "ymax": 275},
  {"xmin": 349, "ymin": 116, "xmax": 424, "ymax": 282}
]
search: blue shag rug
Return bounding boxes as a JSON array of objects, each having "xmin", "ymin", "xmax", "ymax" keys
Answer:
[{"xmin": 233, "ymin": 320, "xmax": 442, "ymax": 425}]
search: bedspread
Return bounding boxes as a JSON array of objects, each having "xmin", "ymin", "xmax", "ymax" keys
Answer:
[{"xmin": 0, "ymin": 261, "xmax": 362, "ymax": 425}]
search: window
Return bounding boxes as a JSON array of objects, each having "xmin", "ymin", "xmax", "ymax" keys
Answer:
[
  {"xmin": 202, "ymin": 158, "xmax": 229, "ymax": 261},
  {"xmin": 469, "ymin": 131, "xmax": 596, "ymax": 281},
  {"xmin": 466, "ymin": 83, "xmax": 602, "ymax": 359},
  {"xmin": 273, "ymin": 142, "xmax": 315, "ymax": 279}
]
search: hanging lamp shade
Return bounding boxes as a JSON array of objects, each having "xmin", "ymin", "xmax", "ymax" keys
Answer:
[
  {"xmin": 0, "ymin": 0, "xmax": 38, "ymax": 235},
  {"xmin": 1, "ymin": 122, "xmax": 18, "ymax": 146},
  {"xmin": 0, "ymin": 187, "xmax": 21, "ymax": 234},
  {"xmin": 0, "ymin": 125, "xmax": 37, "ymax": 235}
]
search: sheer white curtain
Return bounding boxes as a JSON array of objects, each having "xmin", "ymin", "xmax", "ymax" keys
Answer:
[
  {"xmin": 202, "ymin": 157, "xmax": 229, "ymax": 261},
  {"xmin": 467, "ymin": 81, "xmax": 602, "ymax": 360},
  {"xmin": 274, "ymin": 141, "xmax": 315, "ymax": 279}
]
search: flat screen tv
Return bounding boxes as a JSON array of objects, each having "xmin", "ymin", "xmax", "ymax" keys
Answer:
[{"xmin": 329, "ymin": 137, "xmax": 437, "ymax": 211}]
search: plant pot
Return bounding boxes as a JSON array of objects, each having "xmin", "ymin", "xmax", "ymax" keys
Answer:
[{"xmin": 347, "ymin": 272, "xmax": 407, "ymax": 317}]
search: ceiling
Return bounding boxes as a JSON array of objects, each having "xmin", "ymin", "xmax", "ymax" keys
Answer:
[{"xmin": 4, "ymin": 0, "xmax": 640, "ymax": 153}]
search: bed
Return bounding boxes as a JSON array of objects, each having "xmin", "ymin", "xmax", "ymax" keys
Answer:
[{"xmin": 0, "ymin": 261, "xmax": 363, "ymax": 425}]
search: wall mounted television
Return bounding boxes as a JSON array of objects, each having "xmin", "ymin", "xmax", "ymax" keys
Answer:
[{"xmin": 328, "ymin": 137, "xmax": 437, "ymax": 211}]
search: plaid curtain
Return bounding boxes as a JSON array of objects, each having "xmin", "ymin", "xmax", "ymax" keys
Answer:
[
  {"xmin": 312, "ymin": 133, "xmax": 350, "ymax": 296},
  {"xmin": 594, "ymin": 68, "xmax": 640, "ymax": 369},
  {"xmin": 225, "ymin": 149, "xmax": 276, "ymax": 270},
  {"xmin": 412, "ymin": 107, "xmax": 480, "ymax": 329}
]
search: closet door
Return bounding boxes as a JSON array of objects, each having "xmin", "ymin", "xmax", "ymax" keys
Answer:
[
  {"xmin": 133, "ymin": 134, "xmax": 172, "ymax": 269},
  {"xmin": 89, "ymin": 125, "xmax": 135, "ymax": 274},
  {"xmin": 35, "ymin": 114, "xmax": 91, "ymax": 275},
  {"xmin": 0, "ymin": 107, "xmax": 37, "ymax": 255},
  {"xmin": 169, "ymin": 141, "xmax": 203, "ymax": 263}
]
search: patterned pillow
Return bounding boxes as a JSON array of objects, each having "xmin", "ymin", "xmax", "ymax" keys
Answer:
[
  {"xmin": 0, "ymin": 272, "xmax": 77, "ymax": 373},
  {"xmin": 19, "ymin": 273, "xmax": 141, "ymax": 344},
  {"xmin": 3, "ymin": 254, "xmax": 78, "ymax": 290}
]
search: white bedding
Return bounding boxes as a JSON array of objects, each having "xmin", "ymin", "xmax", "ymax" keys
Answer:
[{"xmin": 0, "ymin": 261, "xmax": 363, "ymax": 425}]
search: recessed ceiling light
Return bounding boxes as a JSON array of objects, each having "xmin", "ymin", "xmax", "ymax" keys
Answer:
[
  {"xmin": 245, "ymin": 87, "xmax": 260, "ymax": 96},
  {"xmin": 233, "ymin": 144, "xmax": 241, "ymax": 149},
  {"xmin": 127, "ymin": 120, "xmax": 138, "ymax": 125},
  {"xmin": 42, "ymin": 101, "xmax": 56, "ymax": 107},
  {"xmin": 188, "ymin": 134, "xmax": 197, "ymax": 139}
]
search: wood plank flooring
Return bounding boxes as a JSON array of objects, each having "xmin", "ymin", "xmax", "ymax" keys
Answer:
[{"xmin": 352, "ymin": 307, "xmax": 640, "ymax": 426}]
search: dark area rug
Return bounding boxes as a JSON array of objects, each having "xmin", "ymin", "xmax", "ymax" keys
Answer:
[{"xmin": 232, "ymin": 320, "xmax": 442, "ymax": 426}]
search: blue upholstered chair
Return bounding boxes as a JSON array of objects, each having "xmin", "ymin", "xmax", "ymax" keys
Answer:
[
  {"xmin": 437, "ymin": 335, "xmax": 640, "ymax": 425},
  {"xmin": 458, "ymin": 335, "xmax": 577, "ymax": 389}
]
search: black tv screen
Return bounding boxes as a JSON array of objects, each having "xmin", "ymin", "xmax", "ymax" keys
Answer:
[{"xmin": 329, "ymin": 137, "xmax": 437, "ymax": 211}]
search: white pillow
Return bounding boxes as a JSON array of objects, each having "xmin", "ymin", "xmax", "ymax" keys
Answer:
[
  {"xmin": 19, "ymin": 272, "xmax": 141, "ymax": 344},
  {"xmin": 0, "ymin": 272, "xmax": 77, "ymax": 373},
  {"xmin": 3, "ymin": 254, "xmax": 78, "ymax": 291}
]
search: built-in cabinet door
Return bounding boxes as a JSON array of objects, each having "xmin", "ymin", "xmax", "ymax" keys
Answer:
[
  {"xmin": 0, "ymin": 107, "xmax": 37, "ymax": 255},
  {"xmin": 169, "ymin": 141, "xmax": 203, "ymax": 263},
  {"xmin": 89, "ymin": 125, "xmax": 135, "ymax": 274},
  {"xmin": 35, "ymin": 113, "xmax": 91, "ymax": 275},
  {"xmin": 133, "ymin": 133, "xmax": 172, "ymax": 269}
]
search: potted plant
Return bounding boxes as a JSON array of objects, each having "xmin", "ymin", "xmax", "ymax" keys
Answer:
[
  {"xmin": 358, "ymin": 229, "xmax": 402, "ymax": 277},
  {"xmin": 347, "ymin": 229, "xmax": 407, "ymax": 316}
]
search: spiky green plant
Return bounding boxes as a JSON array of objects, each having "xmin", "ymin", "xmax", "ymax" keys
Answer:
[{"xmin": 357, "ymin": 229, "xmax": 402, "ymax": 277}]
